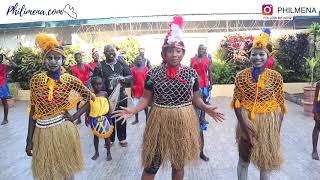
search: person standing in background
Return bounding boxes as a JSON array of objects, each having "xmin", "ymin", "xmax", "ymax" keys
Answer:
[
  {"xmin": 131, "ymin": 56, "xmax": 149, "ymax": 125},
  {"xmin": 93, "ymin": 45, "xmax": 132, "ymax": 147},
  {"xmin": 71, "ymin": 52, "xmax": 93, "ymax": 124},
  {"xmin": 0, "ymin": 53, "xmax": 17, "ymax": 125},
  {"xmin": 138, "ymin": 48, "xmax": 152, "ymax": 69}
]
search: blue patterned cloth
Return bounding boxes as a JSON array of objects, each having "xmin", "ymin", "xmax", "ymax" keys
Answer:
[
  {"xmin": 0, "ymin": 83, "xmax": 10, "ymax": 99},
  {"xmin": 90, "ymin": 115, "xmax": 113, "ymax": 138},
  {"xmin": 197, "ymin": 87, "xmax": 209, "ymax": 132},
  {"xmin": 200, "ymin": 120, "xmax": 208, "ymax": 131}
]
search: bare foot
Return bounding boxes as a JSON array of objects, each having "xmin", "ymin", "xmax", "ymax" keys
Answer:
[
  {"xmin": 106, "ymin": 153, "xmax": 112, "ymax": 161},
  {"xmin": 312, "ymin": 151, "xmax": 319, "ymax": 160},
  {"xmin": 119, "ymin": 141, "xmax": 128, "ymax": 147},
  {"xmin": 91, "ymin": 153, "xmax": 99, "ymax": 160},
  {"xmin": 200, "ymin": 152, "xmax": 210, "ymax": 161},
  {"xmin": 1, "ymin": 120, "xmax": 8, "ymax": 125}
]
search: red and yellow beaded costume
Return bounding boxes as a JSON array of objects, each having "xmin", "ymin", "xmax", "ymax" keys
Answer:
[
  {"xmin": 231, "ymin": 29, "xmax": 288, "ymax": 171},
  {"xmin": 30, "ymin": 34, "xmax": 93, "ymax": 180}
]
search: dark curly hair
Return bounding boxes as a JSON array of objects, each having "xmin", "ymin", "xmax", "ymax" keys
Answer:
[{"xmin": 91, "ymin": 76, "xmax": 103, "ymax": 86}]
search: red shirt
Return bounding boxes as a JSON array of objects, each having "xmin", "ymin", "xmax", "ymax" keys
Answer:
[
  {"xmin": 89, "ymin": 62, "xmax": 99, "ymax": 70},
  {"xmin": 191, "ymin": 56, "xmax": 209, "ymax": 88},
  {"xmin": 71, "ymin": 64, "xmax": 90, "ymax": 85},
  {"xmin": 131, "ymin": 66, "xmax": 148, "ymax": 98},
  {"xmin": 0, "ymin": 64, "xmax": 7, "ymax": 86}
]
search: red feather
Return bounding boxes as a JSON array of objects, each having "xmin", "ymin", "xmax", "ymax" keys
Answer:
[{"xmin": 172, "ymin": 16, "xmax": 184, "ymax": 28}]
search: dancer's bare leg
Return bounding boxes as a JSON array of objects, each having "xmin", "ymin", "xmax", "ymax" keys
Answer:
[{"xmin": 260, "ymin": 170, "xmax": 271, "ymax": 180}]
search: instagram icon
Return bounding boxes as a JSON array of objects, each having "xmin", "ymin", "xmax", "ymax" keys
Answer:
[{"xmin": 262, "ymin": 4, "xmax": 273, "ymax": 15}]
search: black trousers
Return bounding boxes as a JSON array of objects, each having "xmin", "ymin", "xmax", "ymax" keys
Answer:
[{"xmin": 110, "ymin": 99, "xmax": 127, "ymax": 142}]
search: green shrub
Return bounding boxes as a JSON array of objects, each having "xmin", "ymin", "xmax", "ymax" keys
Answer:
[
  {"xmin": 275, "ymin": 33, "xmax": 310, "ymax": 82},
  {"xmin": 113, "ymin": 37, "xmax": 140, "ymax": 66},
  {"xmin": 10, "ymin": 47, "xmax": 43, "ymax": 90},
  {"xmin": 310, "ymin": 22, "xmax": 320, "ymax": 58},
  {"xmin": 212, "ymin": 59, "xmax": 235, "ymax": 84},
  {"xmin": 63, "ymin": 44, "xmax": 81, "ymax": 67}
]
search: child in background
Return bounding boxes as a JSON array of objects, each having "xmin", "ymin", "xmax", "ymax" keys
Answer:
[
  {"xmin": 86, "ymin": 76, "xmax": 113, "ymax": 161},
  {"xmin": 130, "ymin": 56, "xmax": 149, "ymax": 125}
]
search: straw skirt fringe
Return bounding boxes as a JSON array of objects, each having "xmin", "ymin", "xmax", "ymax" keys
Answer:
[
  {"xmin": 142, "ymin": 105, "xmax": 200, "ymax": 169},
  {"xmin": 32, "ymin": 120, "xmax": 84, "ymax": 180},
  {"xmin": 236, "ymin": 108, "xmax": 283, "ymax": 171}
]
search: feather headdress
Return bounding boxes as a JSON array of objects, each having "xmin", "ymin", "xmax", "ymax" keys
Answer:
[
  {"xmin": 35, "ymin": 33, "xmax": 65, "ymax": 57},
  {"xmin": 162, "ymin": 16, "xmax": 185, "ymax": 49}
]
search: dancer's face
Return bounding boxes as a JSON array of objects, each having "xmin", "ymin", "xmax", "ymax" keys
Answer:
[
  {"xmin": 250, "ymin": 48, "xmax": 268, "ymax": 68},
  {"xmin": 44, "ymin": 51, "xmax": 63, "ymax": 73},
  {"xmin": 165, "ymin": 47, "xmax": 185, "ymax": 67}
]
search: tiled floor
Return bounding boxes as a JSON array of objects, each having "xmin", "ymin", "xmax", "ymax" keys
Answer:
[{"xmin": 0, "ymin": 97, "xmax": 320, "ymax": 180}]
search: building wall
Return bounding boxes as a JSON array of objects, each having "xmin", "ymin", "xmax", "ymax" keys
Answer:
[{"xmin": 0, "ymin": 28, "xmax": 307, "ymax": 65}]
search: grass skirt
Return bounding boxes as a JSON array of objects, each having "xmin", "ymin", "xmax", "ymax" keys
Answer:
[
  {"xmin": 142, "ymin": 105, "xmax": 200, "ymax": 169},
  {"xmin": 236, "ymin": 108, "xmax": 283, "ymax": 171},
  {"xmin": 32, "ymin": 120, "xmax": 84, "ymax": 180}
]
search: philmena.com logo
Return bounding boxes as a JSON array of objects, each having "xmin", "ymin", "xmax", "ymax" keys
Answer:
[{"xmin": 262, "ymin": 4, "xmax": 273, "ymax": 15}]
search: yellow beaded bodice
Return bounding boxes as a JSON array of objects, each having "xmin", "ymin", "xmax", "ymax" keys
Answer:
[
  {"xmin": 30, "ymin": 72, "xmax": 93, "ymax": 119},
  {"xmin": 231, "ymin": 68, "xmax": 288, "ymax": 120}
]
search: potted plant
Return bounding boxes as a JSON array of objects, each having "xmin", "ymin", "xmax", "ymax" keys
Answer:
[
  {"xmin": 303, "ymin": 55, "xmax": 320, "ymax": 116},
  {"xmin": 303, "ymin": 22, "xmax": 320, "ymax": 116}
]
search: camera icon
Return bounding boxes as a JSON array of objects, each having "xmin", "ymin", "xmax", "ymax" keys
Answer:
[{"xmin": 262, "ymin": 4, "xmax": 273, "ymax": 15}]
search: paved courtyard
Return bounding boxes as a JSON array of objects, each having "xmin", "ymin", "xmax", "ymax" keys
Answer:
[{"xmin": 0, "ymin": 97, "xmax": 320, "ymax": 180}]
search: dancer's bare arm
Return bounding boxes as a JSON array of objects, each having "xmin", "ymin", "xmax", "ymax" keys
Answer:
[
  {"xmin": 26, "ymin": 106, "xmax": 35, "ymax": 156},
  {"xmin": 112, "ymin": 90, "xmax": 152, "ymax": 124},
  {"xmin": 234, "ymin": 103, "xmax": 254, "ymax": 147},
  {"xmin": 192, "ymin": 92, "xmax": 224, "ymax": 122},
  {"xmin": 63, "ymin": 102, "xmax": 90, "ymax": 122},
  {"xmin": 314, "ymin": 82, "xmax": 320, "ymax": 121}
]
